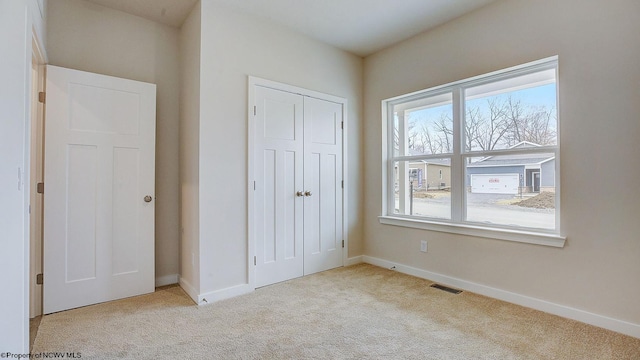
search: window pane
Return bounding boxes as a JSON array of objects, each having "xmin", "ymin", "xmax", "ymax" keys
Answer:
[
  {"xmin": 465, "ymin": 156, "xmax": 555, "ymax": 230},
  {"xmin": 464, "ymin": 69, "xmax": 557, "ymax": 152},
  {"xmin": 393, "ymin": 159, "xmax": 451, "ymax": 220},
  {"xmin": 393, "ymin": 92, "xmax": 453, "ymax": 156}
]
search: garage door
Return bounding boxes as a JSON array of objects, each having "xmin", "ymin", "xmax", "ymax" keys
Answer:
[{"xmin": 471, "ymin": 174, "xmax": 519, "ymax": 194}]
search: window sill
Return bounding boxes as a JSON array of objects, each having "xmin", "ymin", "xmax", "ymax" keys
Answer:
[{"xmin": 378, "ymin": 216, "xmax": 566, "ymax": 248}]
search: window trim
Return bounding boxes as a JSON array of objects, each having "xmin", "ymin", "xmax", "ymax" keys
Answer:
[{"xmin": 381, "ymin": 56, "xmax": 565, "ymax": 247}]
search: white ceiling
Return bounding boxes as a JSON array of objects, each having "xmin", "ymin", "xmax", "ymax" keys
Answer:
[{"xmin": 86, "ymin": 0, "xmax": 496, "ymax": 57}]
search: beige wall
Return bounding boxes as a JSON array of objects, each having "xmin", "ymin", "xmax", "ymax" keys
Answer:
[
  {"xmin": 47, "ymin": 0, "xmax": 181, "ymax": 282},
  {"xmin": 363, "ymin": 0, "xmax": 640, "ymax": 327},
  {"xmin": 196, "ymin": 1, "xmax": 363, "ymax": 295},
  {"xmin": 178, "ymin": 2, "xmax": 201, "ymax": 296}
]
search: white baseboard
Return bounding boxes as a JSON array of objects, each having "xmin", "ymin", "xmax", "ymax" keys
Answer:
[
  {"xmin": 345, "ymin": 255, "xmax": 363, "ymax": 266},
  {"xmin": 362, "ymin": 255, "xmax": 640, "ymax": 339},
  {"xmin": 197, "ymin": 283, "xmax": 254, "ymax": 306},
  {"xmin": 178, "ymin": 277, "xmax": 199, "ymax": 304},
  {"xmin": 155, "ymin": 274, "xmax": 179, "ymax": 287}
]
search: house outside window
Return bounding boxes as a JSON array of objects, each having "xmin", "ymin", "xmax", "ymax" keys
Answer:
[{"xmin": 381, "ymin": 57, "xmax": 562, "ymax": 245}]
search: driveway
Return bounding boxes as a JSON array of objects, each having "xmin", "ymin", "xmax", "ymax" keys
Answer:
[{"xmin": 399, "ymin": 192, "xmax": 555, "ymax": 230}]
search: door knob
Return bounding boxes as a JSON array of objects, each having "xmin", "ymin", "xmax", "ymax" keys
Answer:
[
  {"xmin": 144, "ymin": 195, "xmax": 153, "ymax": 203},
  {"xmin": 304, "ymin": 191, "xmax": 312, "ymax": 197},
  {"xmin": 296, "ymin": 191, "xmax": 304, "ymax": 197}
]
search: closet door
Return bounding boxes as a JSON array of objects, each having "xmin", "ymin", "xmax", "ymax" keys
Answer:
[
  {"xmin": 252, "ymin": 82, "xmax": 344, "ymax": 288},
  {"xmin": 254, "ymin": 86, "xmax": 304, "ymax": 287},
  {"xmin": 303, "ymin": 97, "xmax": 343, "ymax": 275}
]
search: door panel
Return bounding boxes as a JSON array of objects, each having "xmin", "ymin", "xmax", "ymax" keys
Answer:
[
  {"xmin": 112, "ymin": 147, "xmax": 141, "ymax": 275},
  {"xmin": 44, "ymin": 65, "xmax": 156, "ymax": 314},
  {"xmin": 65, "ymin": 144, "xmax": 98, "ymax": 282},
  {"xmin": 254, "ymin": 86, "xmax": 304, "ymax": 287},
  {"xmin": 303, "ymin": 97, "xmax": 343, "ymax": 275}
]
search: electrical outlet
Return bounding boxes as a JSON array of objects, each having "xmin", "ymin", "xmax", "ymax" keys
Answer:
[{"xmin": 420, "ymin": 240, "xmax": 428, "ymax": 253}]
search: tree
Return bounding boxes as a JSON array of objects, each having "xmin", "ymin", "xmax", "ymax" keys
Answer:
[
  {"xmin": 467, "ymin": 97, "xmax": 511, "ymax": 151},
  {"xmin": 400, "ymin": 92, "xmax": 557, "ymax": 155},
  {"xmin": 432, "ymin": 113, "xmax": 453, "ymax": 154},
  {"xmin": 503, "ymin": 95, "xmax": 557, "ymax": 146}
]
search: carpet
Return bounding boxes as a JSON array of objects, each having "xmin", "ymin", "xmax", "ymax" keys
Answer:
[{"xmin": 33, "ymin": 264, "xmax": 640, "ymax": 359}]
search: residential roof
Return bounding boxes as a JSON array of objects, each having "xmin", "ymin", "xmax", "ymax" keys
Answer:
[
  {"xmin": 468, "ymin": 141, "xmax": 555, "ymax": 167},
  {"xmin": 468, "ymin": 154, "xmax": 554, "ymax": 167},
  {"xmin": 408, "ymin": 158, "xmax": 451, "ymax": 167},
  {"xmin": 407, "ymin": 149, "xmax": 452, "ymax": 166}
]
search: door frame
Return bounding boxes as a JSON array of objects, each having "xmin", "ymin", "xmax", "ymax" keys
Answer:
[
  {"xmin": 532, "ymin": 171, "xmax": 541, "ymax": 192},
  {"xmin": 247, "ymin": 76, "xmax": 349, "ymax": 289},
  {"xmin": 29, "ymin": 33, "xmax": 46, "ymax": 319}
]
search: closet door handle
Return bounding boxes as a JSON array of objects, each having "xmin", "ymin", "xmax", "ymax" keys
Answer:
[
  {"xmin": 304, "ymin": 191, "xmax": 312, "ymax": 197},
  {"xmin": 296, "ymin": 191, "xmax": 304, "ymax": 197}
]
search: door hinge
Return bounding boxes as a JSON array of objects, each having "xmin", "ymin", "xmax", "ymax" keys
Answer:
[
  {"xmin": 341, "ymin": 180, "xmax": 343, "ymax": 189},
  {"xmin": 38, "ymin": 92, "xmax": 46, "ymax": 104},
  {"xmin": 37, "ymin": 182, "xmax": 44, "ymax": 194},
  {"xmin": 254, "ymin": 106, "xmax": 256, "ymax": 116},
  {"xmin": 341, "ymin": 121, "xmax": 343, "ymax": 129},
  {"xmin": 253, "ymin": 181, "xmax": 256, "ymax": 190},
  {"xmin": 254, "ymin": 256, "xmax": 257, "ymax": 266},
  {"xmin": 36, "ymin": 273, "xmax": 43, "ymax": 285},
  {"xmin": 342, "ymin": 240, "xmax": 344, "ymax": 248}
]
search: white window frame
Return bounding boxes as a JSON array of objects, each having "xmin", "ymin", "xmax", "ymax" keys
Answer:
[{"xmin": 379, "ymin": 56, "xmax": 565, "ymax": 247}]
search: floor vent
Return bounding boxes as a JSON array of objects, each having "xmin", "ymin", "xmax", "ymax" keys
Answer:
[{"xmin": 430, "ymin": 284, "xmax": 462, "ymax": 294}]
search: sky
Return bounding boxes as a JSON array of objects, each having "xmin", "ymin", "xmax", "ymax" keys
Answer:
[{"xmin": 408, "ymin": 83, "xmax": 557, "ymax": 130}]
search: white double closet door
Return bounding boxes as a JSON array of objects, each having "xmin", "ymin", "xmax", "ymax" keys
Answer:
[{"xmin": 254, "ymin": 84, "xmax": 343, "ymax": 288}]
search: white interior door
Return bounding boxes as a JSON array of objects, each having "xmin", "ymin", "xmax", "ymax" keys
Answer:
[
  {"xmin": 43, "ymin": 65, "xmax": 156, "ymax": 314},
  {"xmin": 303, "ymin": 97, "xmax": 343, "ymax": 275},
  {"xmin": 254, "ymin": 86, "xmax": 304, "ymax": 288},
  {"xmin": 253, "ymin": 83, "xmax": 343, "ymax": 288}
]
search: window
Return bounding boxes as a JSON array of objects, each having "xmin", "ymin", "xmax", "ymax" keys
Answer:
[{"xmin": 381, "ymin": 57, "xmax": 564, "ymax": 246}]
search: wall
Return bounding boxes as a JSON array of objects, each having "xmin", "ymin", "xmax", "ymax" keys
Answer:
[
  {"xmin": 363, "ymin": 0, "xmax": 640, "ymax": 335},
  {"xmin": 178, "ymin": 2, "xmax": 201, "ymax": 299},
  {"xmin": 0, "ymin": 0, "xmax": 47, "ymax": 352},
  {"xmin": 195, "ymin": 1, "xmax": 363, "ymax": 298},
  {"xmin": 47, "ymin": 0, "xmax": 181, "ymax": 284}
]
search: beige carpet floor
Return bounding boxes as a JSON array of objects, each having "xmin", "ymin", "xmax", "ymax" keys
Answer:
[{"xmin": 33, "ymin": 264, "xmax": 640, "ymax": 359}]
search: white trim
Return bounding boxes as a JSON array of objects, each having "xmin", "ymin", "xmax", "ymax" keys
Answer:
[
  {"xmin": 344, "ymin": 256, "xmax": 363, "ymax": 266},
  {"xmin": 155, "ymin": 274, "xmax": 179, "ymax": 287},
  {"xmin": 247, "ymin": 76, "xmax": 349, "ymax": 289},
  {"xmin": 341, "ymin": 99, "xmax": 350, "ymax": 267},
  {"xmin": 378, "ymin": 216, "xmax": 566, "ymax": 247},
  {"xmin": 247, "ymin": 78, "xmax": 256, "ymax": 289},
  {"xmin": 197, "ymin": 284, "xmax": 253, "ymax": 306},
  {"xmin": 362, "ymin": 256, "xmax": 640, "ymax": 339}
]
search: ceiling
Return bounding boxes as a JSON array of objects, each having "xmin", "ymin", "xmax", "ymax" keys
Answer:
[
  {"xmin": 85, "ymin": 0, "xmax": 199, "ymax": 28},
  {"xmin": 85, "ymin": 0, "xmax": 496, "ymax": 57}
]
